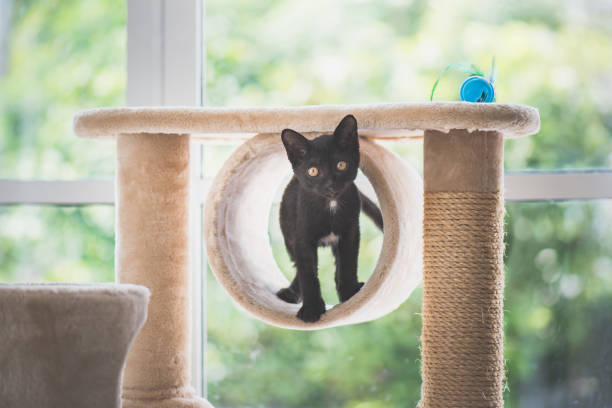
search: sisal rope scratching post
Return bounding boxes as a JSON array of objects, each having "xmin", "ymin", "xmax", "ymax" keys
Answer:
[{"xmin": 420, "ymin": 130, "xmax": 505, "ymax": 408}]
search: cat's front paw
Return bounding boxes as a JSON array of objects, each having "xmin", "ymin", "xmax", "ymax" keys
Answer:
[
  {"xmin": 297, "ymin": 300, "xmax": 326, "ymax": 323},
  {"xmin": 277, "ymin": 287, "xmax": 301, "ymax": 304},
  {"xmin": 339, "ymin": 282, "xmax": 364, "ymax": 302}
]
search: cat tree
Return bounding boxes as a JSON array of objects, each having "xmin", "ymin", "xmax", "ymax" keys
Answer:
[{"xmin": 74, "ymin": 101, "xmax": 539, "ymax": 408}]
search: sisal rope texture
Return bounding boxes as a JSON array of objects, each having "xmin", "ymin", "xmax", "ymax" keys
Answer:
[{"xmin": 420, "ymin": 192, "xmax": 505, "ymax": 408}]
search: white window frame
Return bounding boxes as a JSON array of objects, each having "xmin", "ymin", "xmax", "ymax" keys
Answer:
[
  {"xmin": 0, "ymin": 0, "xmax": 209, "ymax": 396},
  {"xmin": 1, "ymin": 0, "xmax": 612, "ymax": 400}
]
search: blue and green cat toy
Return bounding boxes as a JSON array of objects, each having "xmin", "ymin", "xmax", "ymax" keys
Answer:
[{"xmin": 430, "ymin": 58, "xmax": 497, "ymax": 103}]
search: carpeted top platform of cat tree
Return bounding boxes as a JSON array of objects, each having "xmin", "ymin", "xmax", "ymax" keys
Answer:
[{"xmin": 73, "ymin": 101, "xmax": 540, "ymax": 141}]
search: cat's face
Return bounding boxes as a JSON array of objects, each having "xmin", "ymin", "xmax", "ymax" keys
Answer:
[{"xmin": 281, "ymin": 114, "xmax": 360, "ymax": 199}]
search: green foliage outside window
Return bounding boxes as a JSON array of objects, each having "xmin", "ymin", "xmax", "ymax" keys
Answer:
[{"xmin": 1, "ymin": 0, "xmax": 611, "ymax": 407}]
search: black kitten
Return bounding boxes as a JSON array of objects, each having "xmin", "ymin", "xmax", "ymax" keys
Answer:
[{"xmin": 277, "ymin": 114, "xmax": 383, "ymax": 323}]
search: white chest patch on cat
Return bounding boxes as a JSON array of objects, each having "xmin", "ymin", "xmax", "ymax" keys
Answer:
[
  {"xmin": 329, "ymin": 199, "xmax": 338, "ymax": 212},
  {"xmin": 319, "ymin": 233, "xmax": 339, "ymax": 246}
]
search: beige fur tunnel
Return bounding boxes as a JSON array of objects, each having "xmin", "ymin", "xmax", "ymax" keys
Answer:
[{"xmin": 204, "ymin": 132, "xmax": 423, "ymax": 330}]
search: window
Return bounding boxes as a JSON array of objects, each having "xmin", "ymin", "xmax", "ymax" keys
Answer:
[
  {"xmin": 2, "ymin": 1, "xmax": 612, "ymax": 407},
  {"xmin": 0, "ymin": 0, "xmax": 124, "ymax": 179},
  {"xmin": 0, "ymin": 205, "xmax": 114, "ymax": 283},
  {"xmin": 505, "ymin": 201, "xmax": 612, "ymax": 407},
  {"xmin": 204, "ymin": 1, "xmax": 612, "ymax": 407},
  {"xmin": 0, "ymin": 0, "xmax": 124, "ymax": 280}
]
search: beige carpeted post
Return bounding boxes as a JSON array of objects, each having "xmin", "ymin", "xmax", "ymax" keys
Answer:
[
  {"xmin": 420, "ymin": 130, "xmax": 505, "ymax": 408},
  {"xmin": 116, "ymin": 133, "xmax": 211, "ymax": 408}
]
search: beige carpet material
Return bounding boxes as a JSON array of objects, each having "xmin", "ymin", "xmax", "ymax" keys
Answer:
[
  {"xmin": 116, "ymin": 133, "xmax": 212, "ymax": 408},
  {"xmin": 0, "ymin": 283, "xmax": 149, "ymax": 408},
  {"xmin": 73, "ymin": 102, "xmax": 540, "ymax": 141}
]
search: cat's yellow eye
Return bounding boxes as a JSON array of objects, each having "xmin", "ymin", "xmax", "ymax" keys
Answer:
[
  {"xmin": 336, "ymin": 161, "xmax": 347, "ymax": 171},
  {"xmin": 307, "ymin": 167, "xmax": 319, "ymax": 177}
]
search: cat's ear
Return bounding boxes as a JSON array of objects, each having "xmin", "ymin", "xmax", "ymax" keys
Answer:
[
  {"xmin": 281, "ymin": 128, "xmax": 311, "ymax": 166},
  {"xmin": 333, "ymin": 114, "xmax": 358, "ymax": 150}
]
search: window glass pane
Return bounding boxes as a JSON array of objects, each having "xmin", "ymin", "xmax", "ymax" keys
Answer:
[
  {"xmin": 206, "ymin": 201, "xmax": 612, "ymax": 407},
  {"xmin": 0, "ymin": 0, "xmax": 125, "ymax": 179},
  {"xmin": 205, "ymin": 0, "xmax": 612, "ymax": 170},
  {"xmin": 0, "ymin": 205, "xmax": 114, "ymax": 283},
  {"xmin": 505, "ymin": 201, "xmax": 612, "ymax": 407},
  {"xmin": 205, "ymin": 0, "xmax": 612, "ymax": 405},
  {"xmin": 203, "ymin": 144, "xmax": 240, "ymax": 179}
]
